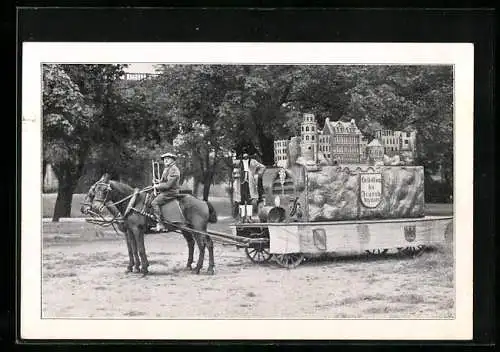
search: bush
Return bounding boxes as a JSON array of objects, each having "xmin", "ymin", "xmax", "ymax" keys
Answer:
[{"xmin": 425, "ymin": 178, "xmax": 452, "ymax": 203}]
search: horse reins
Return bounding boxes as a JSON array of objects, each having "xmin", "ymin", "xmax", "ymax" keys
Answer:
[{"xmin": 82, "ymin": 182, "xmax": 155, "ymax": 236}]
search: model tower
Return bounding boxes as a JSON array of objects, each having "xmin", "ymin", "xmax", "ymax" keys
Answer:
[{"xmin": 300, "ymin": 113, "xmax": 318, "ymax": 163}]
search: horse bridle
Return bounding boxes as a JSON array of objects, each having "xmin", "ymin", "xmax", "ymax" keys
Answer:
[
  {"xmin": 82, "ymin": 180, "xmax": 138, "ymax": 218},
  {"xmin": 82, "ymin": 179, "xmax": 153, "ymax": 235},
  {"xmin": 93, "ymin": 181, "xmax": 113, "ymax": 212},
  {"xmin": 81, "ymin": 180, "xmax": 114, "ymax": 218}
]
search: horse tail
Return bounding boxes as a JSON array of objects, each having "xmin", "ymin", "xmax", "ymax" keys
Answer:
[{"xmin": 206, "ymin": 201, "xmax": 218, "ymax": 223}]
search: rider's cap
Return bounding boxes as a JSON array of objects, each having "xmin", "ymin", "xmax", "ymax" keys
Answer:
[{"xmin": 161, "ymin": 152, "xmax": 177, "ymax": 160}]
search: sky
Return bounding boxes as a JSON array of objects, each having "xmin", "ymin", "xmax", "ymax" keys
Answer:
[{"xmin": 123, "ymin": 63, "xmax": 159, "ymax": 73}]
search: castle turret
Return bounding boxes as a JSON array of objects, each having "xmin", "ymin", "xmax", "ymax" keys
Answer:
[{"xmin": 300, "ymin": 113, "xmax": 318, "ymax": 163}]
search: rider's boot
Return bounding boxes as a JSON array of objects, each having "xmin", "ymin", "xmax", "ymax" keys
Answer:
[{"xmin": 152, "ymin": 204, "xmax": 166, "ymax": 232}]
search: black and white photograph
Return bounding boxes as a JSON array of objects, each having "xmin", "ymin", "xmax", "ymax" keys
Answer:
[{"xmin": 21, "ymin": 43, "xmax": 473, "ymax": 340}]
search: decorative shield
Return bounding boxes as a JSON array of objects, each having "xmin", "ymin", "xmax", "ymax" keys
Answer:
[
  {"xmin": 359, "ymin": 173, "xmax": 383, "ymax": 208},
  {"xmin": 312, "ymin": 228, "xmax": 327, "ymax": 251},
  {"xmin": 404, "ymin": 225, "xmax": 417, "ymax": 242}
]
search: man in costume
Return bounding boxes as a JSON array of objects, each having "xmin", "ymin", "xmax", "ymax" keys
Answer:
[
  {"xmin": 151, "ymin": 152, "xmax": 181, "ymax": 231},
  {"xmin": 233, "ymin": 152, "xmax": 266, "ymax": 222}
]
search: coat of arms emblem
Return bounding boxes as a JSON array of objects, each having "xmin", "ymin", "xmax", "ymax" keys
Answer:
[
  {"xmin": 360, "ymin": 173, "xmax": 382, "ymax": 208},
  {"xmin": 404, "ymin": 225, "xmax": 417, "ymax": 242},
  {"xmin": 312, "ymin": 228, "xmax": 327, "ymax": 251}
]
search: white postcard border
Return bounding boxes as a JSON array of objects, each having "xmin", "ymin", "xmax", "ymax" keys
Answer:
[{"xmin": 21, "ymin": 42, "xmax": 473, "ymax": 340}]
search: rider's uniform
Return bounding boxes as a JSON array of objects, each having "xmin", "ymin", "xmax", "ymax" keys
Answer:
[{"xmin": 151, "ymin": 153, "xmax": 181, "ymax": 227}]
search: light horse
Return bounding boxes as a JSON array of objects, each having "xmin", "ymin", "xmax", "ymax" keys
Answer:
[{"xmin": 81, "ymin": 173, "xmax": 218, "ymax": 275}]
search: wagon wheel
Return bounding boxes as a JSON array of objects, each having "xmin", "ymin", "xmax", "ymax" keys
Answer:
[
  {"xmin": 245, "ymin": 246, "xmax": 272, "ymax": 264},
  {"xmin": 273, "ymin": 253, "xmax": 305, "ymax": 269},
  {"xmin": 365, "ymin": 249, "xmax": 388, "ymax": 256}
]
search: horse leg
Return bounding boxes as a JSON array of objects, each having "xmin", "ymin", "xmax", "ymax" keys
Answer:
[
  {"xmin": 124, "ymin": 230, "xmax": 134, "ymax": 273},
  {"xmin": 182, "ymin": 231, "xmax": 195, "ymax": 270},
  {"xmin": 206, "ymin": 235, "xmax": 215, "ymax": 275},
  {"xmin": 133, "ymin": 226, "xmax": 149, "ymax": 275},
  {"xmin": 128, "ymin": 229, "xmax": 141, "ymax": 273},
  {"xmin": 192, "ymin": 235, "xmax": 206, "ymax": 275}
]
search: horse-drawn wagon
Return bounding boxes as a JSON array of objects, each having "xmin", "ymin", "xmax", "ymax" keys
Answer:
[
  {"xmin": 82, "ymin": 160, "xmax": 453, "ymax": 273},
  {"xmin": 229, "ymin": 164, "xmax": 453, "ymax": 268}
]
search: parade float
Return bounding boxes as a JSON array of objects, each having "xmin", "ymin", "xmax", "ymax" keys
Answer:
[{"xmin": 229, "ymin": 114, "xmax": 453, "ymax": 268}]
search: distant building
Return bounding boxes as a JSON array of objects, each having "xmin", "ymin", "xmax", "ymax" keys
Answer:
[{"xmin": 124, "ymin": 72, "xmax": 160, "ymax": 81}]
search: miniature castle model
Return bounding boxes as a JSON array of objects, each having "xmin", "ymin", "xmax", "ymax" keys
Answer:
[
  {"xmin": 374, "ymin": 129, "xmax": 416, "ymax": 162},
  {"xmin": 274, "ymin": 113, "xmax": 416, "ymax": 167}
]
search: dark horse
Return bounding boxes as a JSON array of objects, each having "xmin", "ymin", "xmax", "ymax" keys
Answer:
[{"xmin": 80, "ymin": 173, "xmax": 218, "ymax": 275}]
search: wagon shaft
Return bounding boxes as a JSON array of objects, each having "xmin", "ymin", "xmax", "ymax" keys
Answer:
[{"xmin": 160, "ymin": 220, "xmax": 268, "ymax": 248}]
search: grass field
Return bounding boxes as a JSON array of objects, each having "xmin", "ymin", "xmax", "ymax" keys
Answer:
[
  {"xmin": 41, "ymin": 195, "xmax": 455, "ymax": 319},
  {"xmin": 42, "ymin": 227, "xmax": 455, "ymax": 319}
]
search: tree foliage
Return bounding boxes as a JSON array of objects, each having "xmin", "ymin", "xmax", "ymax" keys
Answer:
[
  {"xmin": 43, "ymin": 63, "xmax": 454, "ymax": 217},
  {"xmin": 43, "ymin": 64, "xmax": 133, "ymax": 220}
]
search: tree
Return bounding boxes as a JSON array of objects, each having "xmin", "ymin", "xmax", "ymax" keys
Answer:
[
  {"xmin": 43, "ymin": 64, "xmax": 130, "ymax": 221},
  {"xmin": 339, "ymin": 65, "xmax": 454, "ymax": 197},
  {"xmin": 156, "ymin": 65, "xmax": 239, "ymax": 200},
  {"xmin": 151, "ymin": 64, "xmax": 453, "ymax": 201},
  {"xmin": 43, "ymin": 65, "xmax": 92, "ymax": 221}
]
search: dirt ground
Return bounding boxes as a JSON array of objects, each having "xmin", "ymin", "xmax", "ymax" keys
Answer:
[{"xmin": 42, "ymin": 219, "xmax": 455, "ymax": 319}]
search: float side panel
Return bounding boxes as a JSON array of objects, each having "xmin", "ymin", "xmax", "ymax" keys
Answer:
[
  {"xmin": 268, "ymin": 225, "xmax": 300, "ymax": 254},
  {"xmin": 295, "ymin": 217, "xmax": 453, "ymax": 254}
]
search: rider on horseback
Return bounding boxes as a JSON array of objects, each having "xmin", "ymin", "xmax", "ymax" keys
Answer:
[{"xmin": 151, "ymin": 152, "xmax": 181, "ymax": 231}]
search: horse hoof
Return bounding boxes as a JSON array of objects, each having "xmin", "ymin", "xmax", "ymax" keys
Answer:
[
  {"xmin": 207, "ymin": 268, "xmax": 215, "ymax": 275},
  {"xmin": 185, "ymin": 265, "xmax": 192, "ymax": 271},
  {"xmin": 125, "ymin": 267, "xmax": 133, "ymax": 273},
  {"xmin": 192, "ymin": 268, "xmax": 201, "ymax": 275},
  {"xmin": 133, "ymin": 267, "xmax": 141, "ymax": 273}
]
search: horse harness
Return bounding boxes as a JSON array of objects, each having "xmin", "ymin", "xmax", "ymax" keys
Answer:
[
  {"xmin": 124, "ymin": 188, "xmax": 157, "ymax": 220},
  {"xmin": 125, "ymin": 188, "xmax": 186, "ymax": 221},
  {"xmin": 84, "ymin": 179, "xmax": 186, "ymax": 236}
]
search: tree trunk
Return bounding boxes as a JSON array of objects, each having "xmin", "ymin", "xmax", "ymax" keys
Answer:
[
  {"xmin": 51, "ymin": 144, "xmax": 88, "ymax": 221},
  {"xmin": 192, "ymin": 177, "xmax": 201, "ymax": 197},
  {"xmin": 202, "ymin": 171, "xmax": 214, "ymax": 201},
  {"xmin": 256, "ymin": 128, "xmax": 275, "ymax": 165},
  {"xmin": 52, "ymin": 165, "xmax": 80, "ymax": 222},
  {"xmin": 228, "ymin": 168, "xmax": 234, "ymax": 205},
  {"xmin": 42, "ymin": 160, "xmax": 47, "ymax": 192}
]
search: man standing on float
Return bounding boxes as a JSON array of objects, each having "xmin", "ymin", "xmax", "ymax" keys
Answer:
[{"xmin": 234, "ymin": 152, "xmax": 266, "ymax": 222}]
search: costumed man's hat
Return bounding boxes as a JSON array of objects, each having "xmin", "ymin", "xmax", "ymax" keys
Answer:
[{"xmin": 161, "ymin": 152, "xmax": 177, "ymax": 160}]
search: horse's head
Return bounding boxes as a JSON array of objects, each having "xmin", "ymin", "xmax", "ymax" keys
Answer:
[{"xmin": 80, "ymin": 173, "xmax": 112, "ymax": 216}]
